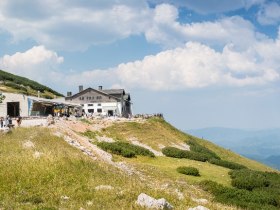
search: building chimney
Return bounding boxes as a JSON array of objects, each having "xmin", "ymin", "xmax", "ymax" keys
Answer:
[
  {"xmin": 98, "ymin": 86, "xmax": 103, "ymax": 90},
  {"xmin": 67, "ymin": 92, "xmax": 72, "ymax": 97},
  {"xmin": 79, "ymin": 85, "xmax": 83, "ymax": 92}
]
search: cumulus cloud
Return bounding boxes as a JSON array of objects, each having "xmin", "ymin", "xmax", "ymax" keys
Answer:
[
  {"xmin": 0, "ymin": 0, "xmax": 268, "ymax": 51},
  {"xmin": 0, "ymin": 0, "xmax": 152, "ymax": 51},
  {"xmin": 58, "ymin": 40, "xmax": 280, "ymax": 91},
  {"xmin": 150, "ymin": 0, "xmax": 265, "ymax": 14},
  {"xmin": 0, "ymin": 45, "xmax": 64, "ymax": 83},
  {"xmin": 257, "ymin": 2, "xmax": 280, "ymax": 25},
  {"xmin": 113, "ymin": 42, "xmax": 279, "ymax": 90},
  {"xmin": 2, "ymin": 38, "xmax": 280, "ymax": 92}
]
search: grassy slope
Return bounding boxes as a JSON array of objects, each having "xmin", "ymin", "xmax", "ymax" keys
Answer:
[
  {"xmin": 0, "ymin": 127, "xmax": 212, "ymax": 210},
  {"xmin": 0, "ymin": 118, "xmax": 277, "ymax": 209},
  {"xmin": 101, "ymin": 118, "xmax": 274, "ymax": 173},
  {"xmin": 0, "ymin": 69, "xmax": 63, "ymax": 98}
]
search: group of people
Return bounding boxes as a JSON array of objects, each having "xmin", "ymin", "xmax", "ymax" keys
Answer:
[
  {"xmin": 0, "ymin": 116, "xmax": 22, "ymax": 128},
  {"xmin": 0, "ymin": 116, "xmax": 12, "ymax": 128}
]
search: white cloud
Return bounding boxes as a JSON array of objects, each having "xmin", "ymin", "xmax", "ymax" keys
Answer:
[
  {"xmin": 113, "ymin": 42, "xmax": 279, "ymax": 90},
  {"xmin": 0, "ymin": 45, "xmax": 63, "ymax": 83},
  {"xmin": 257, "ymin": 2, "xmax": 280, "ymax": 25},
  {"xmin": 145, "ymin": 11, "xmax": 262, "ymax": 49},
  {"xmin": 0, "ymin": 0, "xmax": 152, "ymax": 51},
  {"xmin": 0, "ymin": 0, "xmax": 268, "ymax": 51},
  {"xmin": 2, "ymin": 38, "xmax": 280, "ymax": 93},
  {"xmin": 58, "ymin": 40, "xmax": 280, "ymax": 91},
  {"xmin": 150, "ymin": 0, "xmax": 265, "ymax": 14}
]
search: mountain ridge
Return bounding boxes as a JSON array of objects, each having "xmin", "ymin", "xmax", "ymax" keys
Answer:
[{"xmin": 0, "ymin": 69, "xmax": 63, "ymax": 98}]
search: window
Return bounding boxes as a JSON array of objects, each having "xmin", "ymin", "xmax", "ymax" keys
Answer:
[
  {"xmin": 98, "ymin": 103, "xmax": 101, "ymax": 106},
  {"xmin": 88, "ymin": 109, "xmax": 94, "ymax": 113},
  {"xmin": 97, "ymin": 108, "xmax": 102, "ymax": 113},
  {"xmin": 96, "ymin": 96, "xmax": 102, "ymax": 99},
  {"xmin": 88, "ymin": 104, "xmax": 93, "ymax": 107},
  {"xmin": 87, "ymin": 96, "xmax": 91, "ymax": 100},
  {"xmin": 79, "ymin": 97, "xmax": 84, "ymax": 100}
]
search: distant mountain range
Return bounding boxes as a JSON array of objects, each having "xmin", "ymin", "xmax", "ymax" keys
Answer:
[{"xmin": 187, "ymin": 127, "xmax": 280, "ymax": 170}]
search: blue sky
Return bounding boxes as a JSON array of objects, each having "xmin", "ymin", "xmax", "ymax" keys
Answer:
[{"xmin": 0, "ymin": 0, "xmax": 280, "ymax": 130}]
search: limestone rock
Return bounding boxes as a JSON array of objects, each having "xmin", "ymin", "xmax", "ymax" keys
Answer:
[
  {"xmin": 95, "ymin": 185, "xmax": 114, "ymax": 190},
  {"xmin": 191, "ymin": 198, "xmax": 208, "ymax": 205},
  {"xmin": 136, "ymin": 193, "xmax": 173, "ymax": 209},
  {"xmin": 23, "ymin": 140, "xmax": 35, "ymax": 149},
  {"xmin": 188, "ymin": 205, "xmax": 209, "ymax": 210}
]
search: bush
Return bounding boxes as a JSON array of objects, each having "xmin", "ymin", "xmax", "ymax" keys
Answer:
[
  {"xmin": 200, "ymin": 180, "xmax": 279, "ymax": 210},
  {"xmin": 229, "ymin": 169, "xmax": 280, "ymax": 191},
  {"xmin": 209, "ymin": 158, "xmax": 247, "ymax": 170},
  {"xmin": 162, "ymin": 147, "xmax": 208, "ymax": 162},
  {"xmin": 97, "ymin": 142, "xmax": 135, "ymax": 158},
  {"xmin": 116, "ymin": 142, "xmax": 155, "ymax": 157},
  {"xmin": 177, "ymin": 166, "xmax": 200, "ymax": 176},
  {"xmin": 187, "ymin": 139, "xmax": 221, "ymax": 160},
  {"xmin": 97, "ymin": 142, "xmax": 155, "ymax": 158}
]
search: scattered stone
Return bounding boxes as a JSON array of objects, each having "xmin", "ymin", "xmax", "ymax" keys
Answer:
[
  {"xmin": 23, "ymin": 140, "xmax": 35, "ymax": 149},
  {"xmin": 95, "ymin": 185, "xmax": 114, "ymax": 190},
  {"xmin": 188, "ymin": 205, "xmax": 209, "ymax": 210},
  {"xmin": 33, "ymin": 151, "xmax": 42, "ymax": 159},
  {"xmin": 60, "ymin": 195, "xmax": 70, "ymax": 201},
  {"xmin": 86, "ymin": 201, "xmax": 93, "ymax": 206},
  {"xmin": 191, "ymin": 198, "xmax": 208, "ymax": 205},
  {"xmin": 130, "ymin": 137, "xmax": 163, "ymax": 156},
  {"xmin": 136, "ymin": 193, "xmax": 173, "ymax": 210},
  {"xmin": 47, "ymin": 114, "xmax": 55, "ymax": 126},
  {"xmin": 171, "ymin": 143, "xmax": 190, "ymax": 151},
  {"xmin": 96, "ymin": 135, "xmax": 115, "ymax": 142},
  {"xmin": 175, "ymin": 189, "xmax": 184, "ymax": 200}
]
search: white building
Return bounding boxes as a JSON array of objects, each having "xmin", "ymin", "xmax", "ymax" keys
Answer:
[{"xmin": 65, "ymin": 86, "xmax": 132, "ymax": 117}]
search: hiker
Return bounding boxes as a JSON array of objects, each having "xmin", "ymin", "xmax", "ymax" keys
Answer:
[
  {"xmin": 16, "ymin": 116, "xmax": 22, "ymax": 127},
  {"xmin": 0, "ymin": 117, "xmax": 3, "ymax": 128}
]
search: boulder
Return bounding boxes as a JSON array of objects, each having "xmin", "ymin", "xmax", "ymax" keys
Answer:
[{"xmin": 136, "ymin": 193, "xmax": 173, "ymax": 210}]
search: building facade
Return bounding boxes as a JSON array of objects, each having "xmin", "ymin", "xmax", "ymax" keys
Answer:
[
  {"xmin": 0, "ymin": 92, "xmax": 80, "ymax": 117},
  {"xmin": 65, "ymin": 86, "xmax": 132, "ymax": 117}
]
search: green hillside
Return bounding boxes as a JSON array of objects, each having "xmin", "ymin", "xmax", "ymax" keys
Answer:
[
  {"xmin": 0, "ymin": 118, "xmax": 279, "ymax": 210},
  {"xmin": 0, "ymin": 69, "xmax": 63, "ymax": 98}
]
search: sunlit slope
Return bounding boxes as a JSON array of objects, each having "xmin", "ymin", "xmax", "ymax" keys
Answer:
[
  {"xmin": 101, "ymin": 118, "xmax": 274, "ymax": 172},
  {"xmin": 0, "ymin": 69, "xmax": 63, "ymax": 98}
]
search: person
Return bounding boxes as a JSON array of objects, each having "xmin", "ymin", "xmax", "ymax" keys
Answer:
[
  {"xmin": 0, "ymin": 117, "xmax": 3, "ymax": 128},
  {"xmin": 5, "ymin": 115, "xmax": 9, "ymax": 127},
  {"xmin": 16, "ymin": 116, "xmax": 22, "ymax": 127}
]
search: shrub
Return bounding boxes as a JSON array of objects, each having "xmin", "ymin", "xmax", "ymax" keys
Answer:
[
  {"xmin": 116, "ymin": 142, "xmax": 155, "ymax": 157},
  {"xmin": 162, "ymin": 147, "xmax": 208, "ymax": 162},
  {"xmin": 200, "ymin": 180, "xmax": 279, "ymax": 210},
  {"xmin": 82, "ymin": 130, "xmax": 98, "ymax": 139},
  {"xmin": 97, "ymin": 142, "xmax": 155, "ymax": 158},
  {"xmin": 187, "ymin": 139, "xmax": 221, "ymax": 160},
  {"xmin": 209, "ymin": 158, "xmax": 247, "ymax": 170},
  {"xmin": 229, "ymin": 169, "xmax": 280, "ymax": 191},
  {"xmin": 177, "ymin": 166, "xmax": 200, "ymax": 176}
]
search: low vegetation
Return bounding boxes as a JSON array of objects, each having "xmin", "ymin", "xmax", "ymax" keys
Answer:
[
  {"xmin": 97, "ymin": 142, "xmax": 155, "ymax": 158},
  {"xmin": 162, "ymin": 139, "xmax": 248, "ymax": 170},
  {"xmin": 162, "ymin": 147, "xmax": 208, "ymax": 162},
  {"xmin": 200, "ymin": 168, "xmax": 280, "ymax": 209},
  {"xmin": 187, "ymin": 139, "xmax": 221, "ymax": 160},
  {"xmin": 82, "ymin": 130, "xmax": 99, "ymax": 140},
  {"xmin": 209, "ymin": 158, "xmax": 247, "ymax": 170},
  {"xmin": 177, "ymin": 166, "xmax": 200, "ymax": 176}
]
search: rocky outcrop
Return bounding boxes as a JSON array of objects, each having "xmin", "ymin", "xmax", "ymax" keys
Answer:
[{"xmin": 136, "ymin": 193, "xmax": 173, "ymax": 209}]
